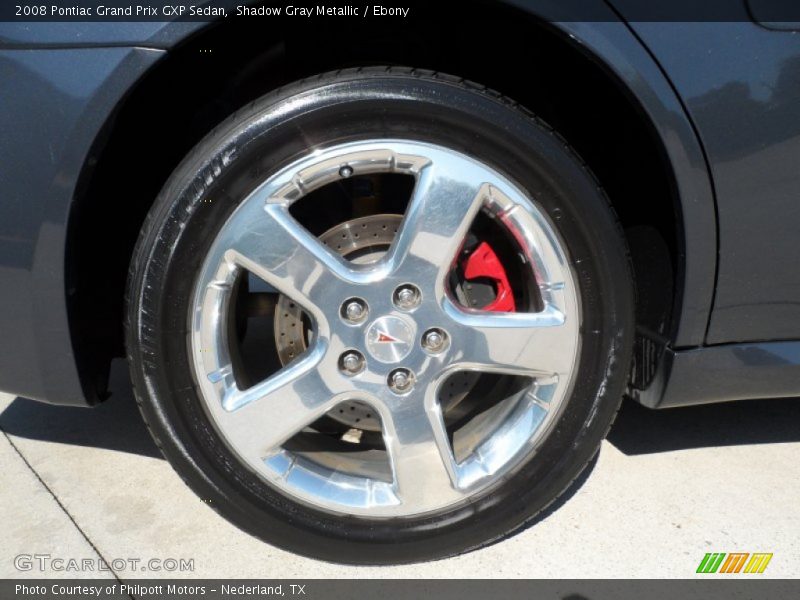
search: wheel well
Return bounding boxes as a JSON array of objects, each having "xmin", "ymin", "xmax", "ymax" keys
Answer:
[{"xmin": 67, "ymin": 4, "xmax": 680, "ymax": 401}]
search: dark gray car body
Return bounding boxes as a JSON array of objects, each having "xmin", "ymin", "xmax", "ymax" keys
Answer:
[{"xmin": 2, "ymin": 0, "xmax": 800, "ymax": 409}]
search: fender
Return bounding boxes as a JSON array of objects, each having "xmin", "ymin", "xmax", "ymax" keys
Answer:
[
  {"xmin": 544, "ymin": 16, "xmax": 716, "ymax": 347},
  {"xmin": 0, "ymin": 1, "xmax": 716, "ymax": 405},
  {"xmin": 0, "ymin": 46, "xmax": 163, "ymax": 405}
]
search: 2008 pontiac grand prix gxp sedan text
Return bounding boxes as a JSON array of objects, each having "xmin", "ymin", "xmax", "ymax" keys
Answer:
[{"xmin": 2, "ymin": 1, "xmax": 799, "ymax": 563}]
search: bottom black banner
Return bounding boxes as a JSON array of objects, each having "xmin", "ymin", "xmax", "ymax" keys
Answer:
[{"xmin": 2, "ymin": 579, "xmax": 798, "ymax": 599}]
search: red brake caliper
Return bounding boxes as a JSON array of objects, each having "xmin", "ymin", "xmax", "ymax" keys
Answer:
[{"xmin": 462, "ymin": 241, "xmax": 516, "ymax": 312}]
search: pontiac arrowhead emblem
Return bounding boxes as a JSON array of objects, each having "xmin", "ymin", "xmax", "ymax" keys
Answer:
[
  {"xmin": 365, "ymin": 317, "xmax": 414, "ymax": 363},
  {"xmin": 376, "ymin": 331, "xmax": 400, "ymax": 343}
]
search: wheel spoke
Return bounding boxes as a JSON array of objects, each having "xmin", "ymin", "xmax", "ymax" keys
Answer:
[
  {"xmin": 381, "ymin": 391, "xmax": 463, "ymax": 509},
  {"xmin": 220, "ymin": 202, "xmax": 353, "ymax": 311},
  {"xmin": 214, "ymin": 347, "xmax": 339, "ymax": 462},
  {"xmin": 386, "ymin": 162, "xmax": 489, "ymax": 284},
  {"xmin": 445, "ymin": 302, "xmax": 575, "ymax": 377}
]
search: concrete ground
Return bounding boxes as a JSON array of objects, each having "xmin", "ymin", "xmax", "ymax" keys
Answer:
[{"xmin": 1, "ymin": 361, "xmax": 798, "ymax": 579}]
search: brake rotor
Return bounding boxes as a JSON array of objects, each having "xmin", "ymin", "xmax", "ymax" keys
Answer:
[{"xmin": 274, "ymin": 213, "xmax": 481, "ymax": 433}]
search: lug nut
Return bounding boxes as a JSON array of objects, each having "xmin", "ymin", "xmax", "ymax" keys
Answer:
[
  {"xmin": 388, "ymin": 368, "xmax": 415, "ymax": 393},
  {"xmin": 346, "ymin": 303, "xmax": 364, "ymax": 320},
  {"xmin": 340, "ymin": 351, "xmax": 365, "ymax": 375},
  {"xmin": 422, "ymin": 328, "xmax": 448, "ymax": 353},
  {"xmin": 341, "ymin": 298, "xmax": 368, "ymax": 324},
  {"xmin": 393, "ymin": 284, "xmax": 421, "ymax": 310}
]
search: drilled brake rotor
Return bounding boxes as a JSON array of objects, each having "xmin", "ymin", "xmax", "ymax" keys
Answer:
[{"xmin": 274, "ymin": 214, "xmax": 478, "ymax": 432}]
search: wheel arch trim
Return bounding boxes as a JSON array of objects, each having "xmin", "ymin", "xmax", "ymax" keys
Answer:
[{"xmin": 56, "ymin": 3, "xmax": 716, "ymax": 406}]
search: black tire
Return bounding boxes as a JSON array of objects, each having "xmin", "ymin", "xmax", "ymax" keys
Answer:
[{"xmin": 126, "ymin": 68, "xmax": 634, "ymax": 564}]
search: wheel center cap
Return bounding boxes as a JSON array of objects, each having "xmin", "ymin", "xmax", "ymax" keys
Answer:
[{"xmin": 365, "ymin": 316, "xmax": 415, "ymax": 363}]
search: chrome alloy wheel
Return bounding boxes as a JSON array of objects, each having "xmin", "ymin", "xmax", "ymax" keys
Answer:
[{"xmin": 190, "ymin": 140, "xmax": 580, "ymax": 517}]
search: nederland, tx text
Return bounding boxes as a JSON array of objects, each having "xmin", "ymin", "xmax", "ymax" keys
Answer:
[{"xmin": 236, "ymin": 5, "xmax": 411, "ymax": 17}]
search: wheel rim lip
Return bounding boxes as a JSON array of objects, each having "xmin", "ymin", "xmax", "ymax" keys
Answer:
[{"xmin": 188, "ymin": 139, "xmax": 581, "ymax": 518}]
